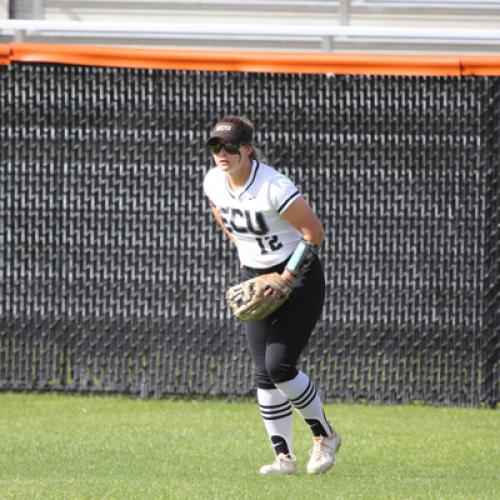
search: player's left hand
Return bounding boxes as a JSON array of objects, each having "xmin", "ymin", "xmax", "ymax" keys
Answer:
[
  {"xmin": 226, "ymin": 272, "xmax": 293, "ymax": 321},
  {"xmin": 264, "ymin": 269, "xmax": 296, "ymax": 298}
]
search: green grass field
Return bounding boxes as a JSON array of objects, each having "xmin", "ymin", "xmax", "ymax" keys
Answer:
[{"xmin": 0, "ymin": 393, "xmax": 498, "ymax": 499}]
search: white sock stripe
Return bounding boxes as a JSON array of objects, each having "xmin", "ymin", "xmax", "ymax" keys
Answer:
[
  {"xmin": 260, "ymin": 405, "xmax": 292, "ymax": 414},
  {"xmin": 261, "ymin": 409, "xmax": 293, "ymax": 421},
  {"xmin": 258, "ymin": 401, "xmax": 291, "ymax": 411},
  {"xmin": 290, "ymin": 381, "xmax": 316, "ymax": 408},
  {"xmin": 294, "ymin": 389, "xmax": 317, "ymax": 410},
  {"xmin": 260, "ymin": 404, "xmax": 292, "ymax": 418}
]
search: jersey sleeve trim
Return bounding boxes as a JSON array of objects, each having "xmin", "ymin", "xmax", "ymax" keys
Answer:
[{"xmin": 277, "ymin": 190, "xmax": 300, "ymax": 214}]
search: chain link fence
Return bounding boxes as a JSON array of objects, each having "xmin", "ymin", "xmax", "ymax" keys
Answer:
[{"xmin": 0, "ymin": 63, "xmax": 498, "ymax": 406}]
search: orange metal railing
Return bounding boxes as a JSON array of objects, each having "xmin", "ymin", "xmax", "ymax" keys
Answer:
[{"xmin": 1, "ymin": 42, "xmax": 500, "ymax": 76}]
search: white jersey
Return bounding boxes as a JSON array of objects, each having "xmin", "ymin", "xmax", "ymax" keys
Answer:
[{"xmin": 203, "ymin": 160, "xmax": 303, "ymax": 268}]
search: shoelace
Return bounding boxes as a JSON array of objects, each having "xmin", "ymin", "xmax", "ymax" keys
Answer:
[
  {"xmin": 277, "ymin": 453, "xmax": 296, "ymax": 463},
  {"xmin": 271, "ymin": 453, "xmax": 295, "ymax": 469},
  {"xmin": 311, "ymin": 437, "xmax": 335, "ymax": 460}
]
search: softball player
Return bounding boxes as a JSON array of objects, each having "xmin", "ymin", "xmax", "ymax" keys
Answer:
[{"xmin": 203, "ymin": 115, "xmax": 341, "ymax": 475}]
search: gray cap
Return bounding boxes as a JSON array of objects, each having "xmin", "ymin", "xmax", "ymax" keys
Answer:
[{"xmin": 207, "ymin": 121, "xmax": 253, "ymax": 145}]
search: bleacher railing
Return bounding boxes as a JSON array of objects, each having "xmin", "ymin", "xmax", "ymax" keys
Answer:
[{"xmin": 2, "ymin": 19, "xmax": 500, "ymax": 53}]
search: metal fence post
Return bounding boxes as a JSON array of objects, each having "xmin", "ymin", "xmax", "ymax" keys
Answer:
[{"xmin": 339, "ymin": 0, "xmax": 351, "ymax": 26}]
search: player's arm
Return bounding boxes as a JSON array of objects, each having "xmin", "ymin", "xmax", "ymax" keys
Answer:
[
  {"xmin": 280, "ymin": 196, "xmax": 325, "ymax": 245},
  {"xmin": 279, "ymin": 196, "xmax": 325, "ymax": 286},
  {"xmin": 209, "ymin": 201, "xmax": 238, "ymax": 247}
]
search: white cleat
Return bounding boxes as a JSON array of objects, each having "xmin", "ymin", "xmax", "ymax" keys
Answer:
[
  {"xmin": 307, "ymin": 432, "xmax": 341, "ymax": 475},
  {"xmin": 259, "ymin": 453, "xmax": 297, "ymax": 475}
]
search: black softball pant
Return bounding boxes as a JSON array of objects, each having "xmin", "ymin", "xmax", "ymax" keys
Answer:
[{"xmin": 241, "ymin": 255, "xmax": 326, "ymax": 390}]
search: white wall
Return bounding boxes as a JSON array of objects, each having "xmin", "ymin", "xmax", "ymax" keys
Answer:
[
  {"xmin": 9, "ymin": 1, "xmax": 500, "ymax": 29},
  {"xmin": 0, "ymin": 1, "xmax": 9, "ymax": 20},
  {"xmin": 3, "ymin": 1, "xmax": 500, "ymax": 53}
]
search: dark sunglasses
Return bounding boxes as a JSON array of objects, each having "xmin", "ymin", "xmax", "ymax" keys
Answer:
[{"xmin": 209, "ymin": 142, "xmax": 241, "ymax": 155}]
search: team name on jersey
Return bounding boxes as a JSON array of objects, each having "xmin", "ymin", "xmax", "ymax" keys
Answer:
[{"xmin": 218, "ymin": 207, "xmax": 269, "ymax": 235}]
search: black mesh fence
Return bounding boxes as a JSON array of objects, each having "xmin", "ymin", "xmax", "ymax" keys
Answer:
[{"xmin": 0, "ymin": 63, "xmax": 498, "ymax": 406}]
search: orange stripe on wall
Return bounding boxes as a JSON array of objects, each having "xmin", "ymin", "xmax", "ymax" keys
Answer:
[
  {"xmin": 2, "ymin": 42, "xmax": 500, "ymax": 76},
  {"xmin": 460, "ymin": 56, "xmax": 500, "ymax": 76},
  {"xmin": 0, "ymin": 44, "xmax": 10, "ymax": 65}
]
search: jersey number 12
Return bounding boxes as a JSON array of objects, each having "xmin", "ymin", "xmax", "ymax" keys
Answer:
[{"xmin": 256, "ymin": 236, "xmax": 283, "ymax": 255}]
